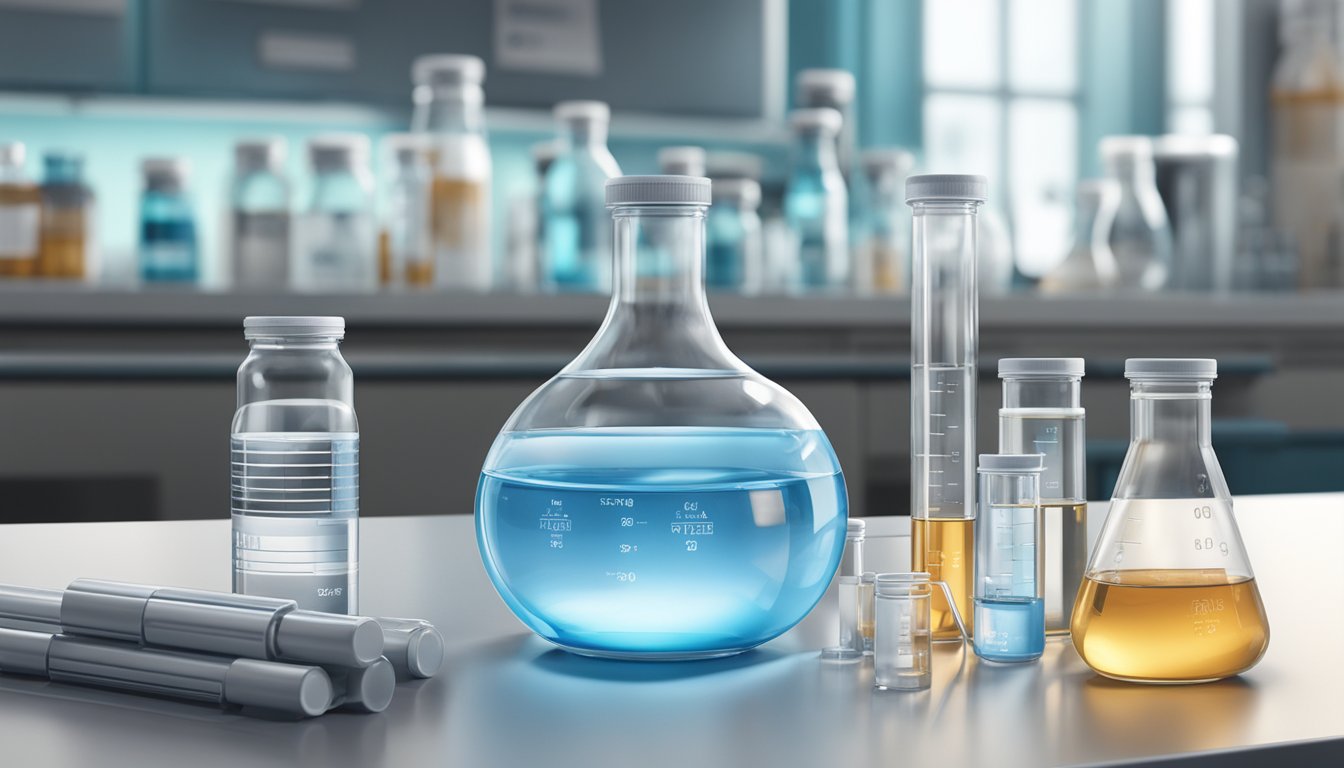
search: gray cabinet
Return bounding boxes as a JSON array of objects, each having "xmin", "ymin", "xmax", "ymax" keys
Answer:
[{"xmin": 0, "ymin": 1, "xmax": 134, "ymax": 91}]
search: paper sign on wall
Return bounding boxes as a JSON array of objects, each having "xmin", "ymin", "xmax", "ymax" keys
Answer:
[{"xmin": 494, "ymin": 0, "xmax": 602, "ymax": 77}]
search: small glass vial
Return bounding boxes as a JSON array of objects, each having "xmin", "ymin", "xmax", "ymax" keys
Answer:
[
  {"xmin": 795, "ymin": 69, "xmax": 857, "ymax": 179},
  {"xmin": 139, "ymin": 157, "xmax": 199, "ymax": 284},
  {"xmin": 232, "ymin": 316, "xmax": 358, "ymax": 613},
  {"xmin": 784, "ymin": 108, "xmax": 849, "ymax": 291},
  {"xmin": 0, "ymin": 141, "xmax": 40, "ymax": 278},
  {"xmin": 707, "ymin": 178, "xmax": 762, "ymax": 293},
  {"xmin": 859, "ymin": 571, "xmax": 876, "ymax": 654},
  {"xmin": 1100, "ymin": 136, "xmax": 1173, "ymax": 291},
  {"xmin": 658, "ymin": 146, "xmax": 706, "ymax": 177},
  {"xmin": 294, "ymin": 134, "xmax": 376, "ymax": 293},
  {"xmin": 821, "ymin": 518, "xmax": 866, "ymax": 661},
  {"xmin": 974, "ymin": 454, "xmax": 1046, "ymax": 663},
  {"xmin": 38, "ymin": 150, "xmax": 96, "ymax": 280},
  {"xmin": 874, "ymin": 572, "xmax": 933, "ymax": 691},
  {"xmin": 1041, "ymin": 180, "xmax": 1119, "ymax": 294},
  {"xmin": 378, "ymin": 133, "xmax": 433, "ymax": 288},
  {"xmin": 229, "ymin": 138, "xmax": 291, "ymax": 290},
  {"xmin": 411, "ymin": 54, "xmax": 492, "ymax": 291},
  {"xmin": 542, "ymin": 100, "xmax": 622, "ymax": 292},
  {"xmin": 855, "ymin": 148, "xmax": 915, "ymax": 294}
]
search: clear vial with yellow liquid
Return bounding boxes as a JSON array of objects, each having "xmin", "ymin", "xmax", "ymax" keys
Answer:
[
  {"xmin": 906, "ymin": 175, "xmax": 987, "ymax": 641},
  {"xmin": 1071, "ymin": 359, "xmax": 1269, "ymax": 683}
]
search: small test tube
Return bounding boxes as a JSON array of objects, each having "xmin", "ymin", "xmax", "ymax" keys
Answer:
[
  {"xmin": 973, "ymin": 454, "xmax": 1046, "ymax": 663},
  {"xmin": 859, "ymin": 571, "xmax": 876, "ymax": 655},
  {"xmin": 874, "ymin": 572, "xmax": 933, "ymax": 691},
  {"xmin": 821, "ymin": 519, "xmax": 866, "ymax": 662}
]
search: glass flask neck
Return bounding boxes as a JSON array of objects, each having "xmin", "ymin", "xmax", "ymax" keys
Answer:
[
  {"xmin": 412, "ymin": 84, "xmax": 485, "ymax": 135},
  {"xmin": 1129, "ymin": 379, "xmax": 1212, "ymax": 445},
  {"xmin": 792, "ymin": 132, "xmax": 839, "ymax": 173},
  {"xmin": 1002, "ymin": 376, "xmax": 1081, "ymax": 409}
]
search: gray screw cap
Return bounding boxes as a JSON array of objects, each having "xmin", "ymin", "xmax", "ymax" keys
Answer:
[{"xmin": 605, "ymin": 175, "xmax": 711, "ymax": 207}]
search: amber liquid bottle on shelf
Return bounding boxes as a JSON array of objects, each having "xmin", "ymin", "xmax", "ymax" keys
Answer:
[
  {"xmin": 38, "ymin": 151, "xmax": 95, "ymax": 280},
  {"xmin": 0, "ymin": 142, "xmax": 41, "ymax": 278}
]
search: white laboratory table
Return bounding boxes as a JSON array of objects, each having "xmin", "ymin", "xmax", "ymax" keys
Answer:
[{"xmin": 0, "ymin": 493, "xmax": 1341, "ymax": 768}]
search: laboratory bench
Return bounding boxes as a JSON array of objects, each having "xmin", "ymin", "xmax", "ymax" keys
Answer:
[
  {"xmin": 1, "ymin": 286, "xmax": 1344, "ymax": 523},
  {"xmin": 0, "ymin": 492, "xmax": 1339, "ymax": 768}
]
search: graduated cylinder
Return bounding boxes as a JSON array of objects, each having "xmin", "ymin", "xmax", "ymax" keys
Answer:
[{"xmin": 907, "ymin": 174, "xmax": 986, "ymax": 641}]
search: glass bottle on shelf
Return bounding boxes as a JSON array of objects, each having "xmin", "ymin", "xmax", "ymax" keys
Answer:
[
  {"xmin": 796, "ymin": 69, "xmax": 857, "ymax": 180},
  {"xmin": 139, "ymin": 157, "xmax": 199, "ymax": 284},
  {"xmin": 229, "ymin": 137, "xmax": 291, "ymax": 290},
  {"xmin": 0, "ymin": 142, "xmax": 41, "ymax": 278},
  {"xmin": 293, "ymin": 134, "xmax": 376, "ymax": 293},
  {"xmin": 412, "ymin": 54, "xmax": 493, "ymax": 291},
  {"xmin": 658, "ymin": 146, "xmax": 707, "ymax": 178},
  {"xmin": 1100, "ymin": 136, "xmax": 1172, "ymax": 291},
  {"xmin": 503, "ymin": 140, "xmax": 559, "ymax": 294},
  {"xmin": 1072, "ymin": 359, "xmax": 1269, "ymax": 683},
  {"xmin": 855, "ymin": 148, "xmax": 915, "ymax": 294},
  {"xmin": 784, "ymin": 108, "xmax": 849, "ymax": 292},
  {"xmin": 38, "ymin": 150, "xmax": 95, "ymax": 280},
  {"xmin": 1040, "ymin": 180, "xmax": 1120, "ymax": 294},
  {"xmin": 477, "ymin": 175, "xmax": 848, "ymax": 660},
  {"xmin": 706, "ymin": 178, "xmax": 762, "ymax": 293},
  {"xmin": 378, "ymin": 133, "xmax": 433, "ymax": 288},
  {"xmin": 541, "ymin": 100, "xmax": 622, "ymax": 292}
]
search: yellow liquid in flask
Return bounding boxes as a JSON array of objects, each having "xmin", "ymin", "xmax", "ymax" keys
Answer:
[
  {"xmin": 912, "ymin": 517, "xmax": 974, "ymax": 640},
  {"xmin": 1071, "ymin": 568, "xmax": 1269, "ymax": 683}
]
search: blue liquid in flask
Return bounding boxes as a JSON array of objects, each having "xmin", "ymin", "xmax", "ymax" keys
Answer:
[
  {"xmin": 477, "ymin": 426, "xmax": 847, "ymax": 660},
  {"xmin": 973, "ymin": 597, "xmax": 1045, "ymax": 662}
]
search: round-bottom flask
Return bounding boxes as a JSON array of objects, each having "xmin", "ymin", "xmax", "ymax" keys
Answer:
[
  {"xmin": 1071, "ymin": 359, "xmax": 1269, "ymax": 683},
  {"xmin": 476, "ymin": 176, "xmax": 849, "ymax": 660}
]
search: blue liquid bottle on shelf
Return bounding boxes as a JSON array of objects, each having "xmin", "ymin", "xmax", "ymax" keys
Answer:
[
  {"xmin": 541, "ymin": 101, "xmax": 621, "ymax": 292},
  {"xmin": 973, "ymin": 453, "xmax": 1046, "ymax": 662},
  {"xmin": 477, "ymin": 176, "xmax": 849, "ymax": 660},
  {"xmin": 139, "ymin": 158, "xmax": 199, "ymax": 283}
]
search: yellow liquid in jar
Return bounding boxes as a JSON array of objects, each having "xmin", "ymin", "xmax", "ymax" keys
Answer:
[
  {"xmin": 912, "ymin": 517, "xmax": 974, "ymax": 640},
  {"xmin": 1071, "ymin": 568, "xmax": 1269, "ymax": 683}
]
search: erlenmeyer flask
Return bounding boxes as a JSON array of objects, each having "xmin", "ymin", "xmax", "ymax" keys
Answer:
[
  {"xmin": 476, "ymin": 175, "xmax": 849, "ymax": 660},
  {"xmin": 1071, "ymin": 359, "xmax": 1269, "ymax": 683}
]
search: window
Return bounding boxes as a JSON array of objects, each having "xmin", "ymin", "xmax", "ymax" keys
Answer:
[
  {"xmin": 922, "ymin": 0, "xmax": 1079, "ymax": 278},
  {"xmin": 1166, "ymin": 0, "xmax": 1216, "ymax": 134}
]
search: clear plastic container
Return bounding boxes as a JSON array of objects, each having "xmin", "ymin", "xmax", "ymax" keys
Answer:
[
  {"xmin": 542, "ymin": 100, "xmax": 622, "ymax": 292},
  {"xmin": 294, "ymin": 134, "xmax": 376, "ymax": 293},
  {"xmin": 232, "ymin": 316, "xmax": 358, "ymax": 614},
  {"xmin": 873, "ymin": 572, "xmax": 933, "ymax": 691},
  {"xmin": 855, "ymin": 148, "xmax": 915, "ymax": 294},
  {"xmin": 411, "ymin": 54, "xmax": 492, "ymax": 291},
  {"xmin": 907, "ymin": 174, "xmax": 985, "ymax": 642},
  {"xmin": 974, "ymin": 453, "xmax": 1045, "ymax": 663},
  {"xmin": 706, "ymin": 178, "xmax": 762, "ymax": 293},
  {"xmin": 1100, "ymin": 136, "xmax": 1172, "ymax": 291},
  {"xmin": 38, "ymin": 150, "xmax": 96, "ymax": 280},
  {"xmin": 229, "ymin": 138, "xmax": 291, "ymax": 290},
  {"xmin": 0, "ymin": 141, "xmax": 40, "ymax": 278},
  {"xmin": 784, "ymin": 108, "xmax": 849, "ymax": 291},
  {"xmin": 477, "ymin": 175, "xmax": 848, "ymax": 660},
  {"xmin": 821, "ymin": 519, "xmax": 866, "ymax": 662},
  {"xmin": 378, "ymin": 133, "xmax": 433, "ymax": 288},
  {"xmin": 998, "ymin": 358, "xmax": 1087, "ymax": 635},
  {"xmin": 1072, "ymin": 359, "xmax": 1269, "ymax": 683},
  {"xmin": 139, "ymin": 157, "xmax": 199, "ymax": 284},
  {"xmin": 1041, "ymin": 180, "xmax": 1119, "ymax": 294}
]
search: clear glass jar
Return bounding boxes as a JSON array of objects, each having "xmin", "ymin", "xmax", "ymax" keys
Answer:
[
  {"xmin": 378, "ymin": 133, "xmax": 433, "ymax": 288},
  {"xmin": 706, "ymin": 178, "xmax": 762, "ymax": 293},
  {"xmin": 0, "ymin": 141, "xmax": 40, "ymax": 278},
  {"xmin": 139, "ymin": 157, "xmax": 199, "ymax": 284},
  {"xmin": 411, "ymin": 54, "xmax": 492, "ymax": 291},
  {"xmin": 1100, "ymin": 136, "xmax": 1173, "ymax": 291},
  {"xmin": 232, "ymin": 316, "xmax": 358, "ymax": 614},
  {"xmin": 821, "ymin": 519, "xmax": 866, "ymax": 661},
  {"xmin": 477, "ymin": 175, "xmax": 848, "ymax": 660},
  {"xmin": 541, "ymin": 100, "xmax": 622, "ymax": 292},
  {"xmin": 38, "ymin": 150, "xmax": 96, "ymax": 280},
  {"xmin": 874, "ymin": 572, "xmax": 933, "ymax": 691},
  {"xmin": 1041, "ymin": 180, "xmax": 1119, "ymax": 294},
  {"xmin": 294, "ymin": 134, "xmax": 376, "ymax": 293},
  {"xmin": 998, "ymin": 358, "xmax": 1088, "ymax": 636},
  {"xmin": 784, "ymin": 108, "xmax": 849, "ymax": 291},
  {"xmin": 229, "ymin": 138, "xmax": 291, "ymax": 290},
  {"xmin": 974, "ymin": 454, "xmax": 1045, "ymax": 663},
  {"xmin": 855, "ymin": 148, "xmax": 915, "ymax": 294},
  {"xmin": 1073, "ymin": 359, "xmax": 1269, "ymax": 683}
]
